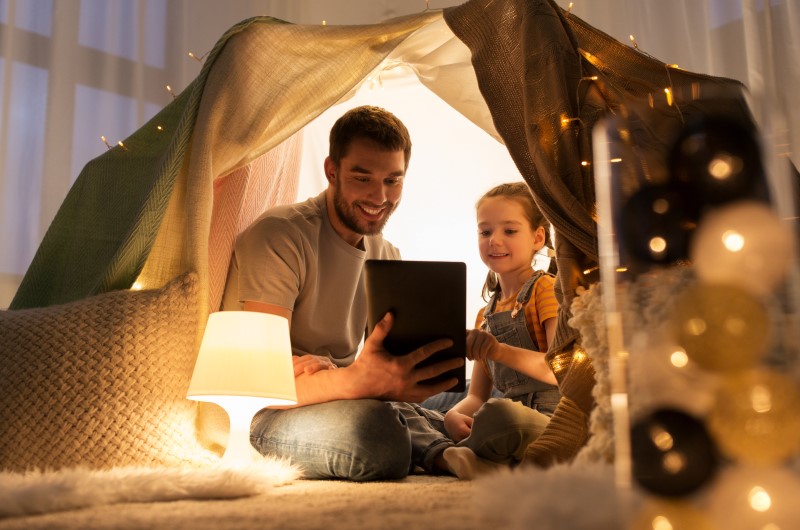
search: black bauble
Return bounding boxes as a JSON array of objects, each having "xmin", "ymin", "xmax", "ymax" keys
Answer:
[
  {"xmin": 621, "ymin": 184, "xmax": 694, "ymax": 265},
  {"xmin": 631, "ymin": 408, "xmax": 719, "ymax": 497},
  {"xmin": 669, "ymin": 116, "xmax": 767, "ymax": 209}
]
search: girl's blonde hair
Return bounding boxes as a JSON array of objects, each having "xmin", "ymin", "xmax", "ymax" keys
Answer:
[{"xmin": 477, "ymin": 182, "xmax": 554, "ymax": 301}]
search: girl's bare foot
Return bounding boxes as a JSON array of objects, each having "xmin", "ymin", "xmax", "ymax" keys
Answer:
[{"xmin": 442, "ymin": 446, "xmax": 504, "ymax": 480}]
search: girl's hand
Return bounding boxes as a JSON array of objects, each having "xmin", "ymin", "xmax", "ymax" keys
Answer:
[
  {"xmin": 466, "ymin": 328, "xmax": 500, "ymax": 363},
  {"xmin": 293, "ymin": 354, "xmax": 337, "ymax": 376},
  {"xmin": 444, "ymin": 409, "xmax": 473, "ymax": 442}
]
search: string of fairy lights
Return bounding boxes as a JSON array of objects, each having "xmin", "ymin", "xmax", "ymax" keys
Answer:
[{"xmin": 98, "ymin": 1, "xmax": 686, "ymax": 156}]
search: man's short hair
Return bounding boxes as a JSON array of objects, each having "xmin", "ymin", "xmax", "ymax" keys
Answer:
[{"xmin": 329, "ymin": 105, "xmax": 412, "ymax": 169}]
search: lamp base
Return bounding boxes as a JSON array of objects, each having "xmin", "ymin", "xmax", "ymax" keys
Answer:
[{"xmin": 219, "ymin": 400, "xmax": 268, "ymax": 466}]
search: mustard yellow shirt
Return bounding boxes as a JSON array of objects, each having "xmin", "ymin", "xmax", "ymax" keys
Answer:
[{"xmin": 474, "ymin": 273, "xmax": 558, "ymax": 350}]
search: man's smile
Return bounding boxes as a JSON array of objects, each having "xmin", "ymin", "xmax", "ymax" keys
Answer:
[{"xmin": 358, "ymin": 203, "xmax": 387, "ymax": 219}]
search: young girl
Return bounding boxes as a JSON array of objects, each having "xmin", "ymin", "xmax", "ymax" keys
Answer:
[{"xmin": 441, "ymin": 181, "xmax": 560, "ymax": 478}]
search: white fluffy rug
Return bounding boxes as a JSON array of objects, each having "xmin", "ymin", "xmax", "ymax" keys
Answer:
[
  {"xmin": 476, "ymin": 462, "xmax": 636, "ymax": 530},
  {"xmin": 0, "ymin": 459, "xmax": 299, "ymax": 518}
]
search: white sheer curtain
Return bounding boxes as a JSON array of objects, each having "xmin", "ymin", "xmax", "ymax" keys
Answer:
[{"xmin": 1, "ymin": 0, "xmax": 798, "ymax": 309}]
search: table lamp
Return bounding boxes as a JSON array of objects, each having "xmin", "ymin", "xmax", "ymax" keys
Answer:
[{"xmin": 187, "ymin": 311, "xmax": 297, "ymax": 465}]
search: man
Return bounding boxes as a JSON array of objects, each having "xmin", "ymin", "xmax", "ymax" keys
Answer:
[{"xmin": 221, "ymin": 105, "xmax": 463, "ymax": 481}]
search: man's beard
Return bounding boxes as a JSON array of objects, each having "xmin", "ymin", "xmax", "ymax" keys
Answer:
[{"xmin": 333, "ymin": 179, "xmax": 397, "ymax": 236}]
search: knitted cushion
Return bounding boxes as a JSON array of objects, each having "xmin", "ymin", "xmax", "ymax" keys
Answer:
[{"xmin": 0, "ymin": 273, "xmax": 214, "ymax": 472}]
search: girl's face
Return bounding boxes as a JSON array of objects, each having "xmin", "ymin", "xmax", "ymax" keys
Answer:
[{"xmin": 477, "ymin": 196, "xmax": 544, "ymax": 278}]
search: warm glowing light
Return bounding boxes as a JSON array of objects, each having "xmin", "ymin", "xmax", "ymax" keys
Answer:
[
  {"xmin": 131, "ymin": 281, "xmax": 143, "ymax": 290},
  {"xmin": 567, "ymin": 2, "xmax": 574, "ymax": 13},
  {"xmin": 691, "ymin": 201, "xmax": 794, "ymax": 296},
  {"xmin": 651, "ymin": 515, "xmax": 674, "ymax": 530},
  {"xmin": 610, "ymin": 157, "xmax": 622, "ymax": 163},
  {"xmin": 615, "ymin": 267, "xmax": 628, "ymax": 273},
  {"xmin": 166, "ymin": 84, "xmax": 175, "ymax": 98},
  {"xmin": 187, "ymin": 50, "xmax": 209, "ymax": 62},
  {"xmin": 322, "ymin": 20, "xmax": 327, "ymax": 25},
  {"xmin": 581, "ymin": 160, "xmax": 590, "ymax": 166},
  {"xmin": 573, "ymin": 348, "xmax": 587, "ymax": 363},
  {"xmin": 652, "ymin": 198, "xmax": 670, "ymax": 214},
  {"xmin": 722, "ymin": 230, "xmax": 745, "ymax": 252},
  {"xmin": 724, "ymin": 317, "xmax": 746, "ymax": 336},
  {"xmin": 664, "ymin": 87, "xmax": 673, "ymax": 106},
  {"xmin": 117, "ymin": 140, "xmax": 127, "ymax": 151},
  {"xmin": 750, "ymin": 385, "xmax": 773, "ymax": 413},
  {"xmin": 630, "ymin": 34, "xmax": 639, "ymax": 49},
  {"xmin": 748, "ymin": 486, "xmax": 772, "ymax": 512},
  {"xmin": 101, "ymin": 135, "xmax": 112, "ymax": 149},
  {"xmin": 648, "ymin": 236, "xmax": 667, "ymax": 254},
  {"xmin": 156, "ymin": 125, "xmax": 164, "ymax": 132},
  {"xmin": 708, "ymin": 153, "xmax": 738, "ymax": 179},
  {"xmin": 188, "ymin": 312, "xmax": 297, "ymax": 465},
  {"xmin": 662, "ymin": 451, "xmax": 686, "ymax": 474},
  {"xmin": 670, "ymin": 350, "xmax": 689, "ymax": 368},
  {"xmin": 685, "ymin": 317, "xmax": 707, "ymax": 336},
  {"xmin": 667, "ymin": 63, "xmax": 681, "ymax": 69},
  {"xmin": 561, "ymin": 116, "xmax": 580, "ymax": 128},
  {"xmin": 650, "ymin": 426, "xmax": 674, "ymax": 451}
]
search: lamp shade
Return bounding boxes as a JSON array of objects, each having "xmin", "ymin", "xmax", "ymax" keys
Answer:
[{"xmin": 187, "ymin": 311, "xmax": 297, "ymax": 406}]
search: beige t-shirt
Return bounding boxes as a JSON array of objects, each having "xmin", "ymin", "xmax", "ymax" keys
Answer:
[{"xmin": 221, "ymin": 191, "xmax": 400, "ymax": 366}]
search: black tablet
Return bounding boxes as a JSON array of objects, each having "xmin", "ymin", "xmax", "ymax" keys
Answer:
[{"xmin": 364, "ymin": 259, "xmax": 467, "ymax": 393}]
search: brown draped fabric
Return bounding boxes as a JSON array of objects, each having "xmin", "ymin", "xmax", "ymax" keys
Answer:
[{"xmin": 444, "ymin": 0, "xmax": 750, "ymax": 466}]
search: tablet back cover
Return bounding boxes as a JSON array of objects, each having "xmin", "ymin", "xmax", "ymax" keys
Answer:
[{"xmin": 365, "ymin": 259, "xmax": 466, "ymax": 392}]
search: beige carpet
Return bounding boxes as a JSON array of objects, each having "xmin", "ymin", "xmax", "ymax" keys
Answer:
[{"xmin": 0, "ymin": 476, "xmax": 485, "ymax": 530}]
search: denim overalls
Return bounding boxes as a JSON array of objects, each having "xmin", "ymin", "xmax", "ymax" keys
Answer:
[{"xmin": 481, "ymin": 271, "xmax": 561, "ymax": 416}]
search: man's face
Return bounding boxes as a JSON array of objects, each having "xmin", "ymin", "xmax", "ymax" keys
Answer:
[{"xmin": 325, "ymin": 137, "xmax": 405, "ymax": 245}]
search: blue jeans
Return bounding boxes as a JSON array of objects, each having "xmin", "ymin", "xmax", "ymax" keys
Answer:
[{"xmin": 251, "ymin": 399, "xmax": 448, "ymax": 481}]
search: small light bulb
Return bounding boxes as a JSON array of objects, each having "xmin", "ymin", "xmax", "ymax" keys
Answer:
[
  {"xmin": 670, "ymin": 350, "xmax": 689, "ymax": 368},
  {"xmin": 649, "ymin": 236, "xmax": 667, "ymax": 254},
  {"xmin": 748, "ymin": 486, "xmax": 772, "ymax": 512},
  {"xmin": 750, "ymin": 385, "xmax": 773, "ymax": 414},
  {"xmin": 722, "ymin": 230, "xmax": 745, "ymax": 252}
]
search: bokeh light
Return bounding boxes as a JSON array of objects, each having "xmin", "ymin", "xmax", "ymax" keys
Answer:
[
  {"xmin": 707, "ymin": 369, "xmax": 800, "ymax": 465},
  {"xmin": 628, "ymin": 498, "xmax": 716, "ymax": 530},
  {"xmin": 671, "ymin": 283, "xmax": 769, "ymax": 372},
  {"xmin": 670, "ymin": 349, "xmax": 689, "ymax": 368},
  {"xmin": 707, "ymin": 465, "xmax": 800, "ymax": 529},
  {"xmin": 690, "ymin": 201, "xmax": 793, "ymax": 296}
]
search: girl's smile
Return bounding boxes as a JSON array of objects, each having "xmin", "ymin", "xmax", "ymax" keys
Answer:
[{"xmin": 477, "ymin": 196, "xmax": 545, "ymax": 295}]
